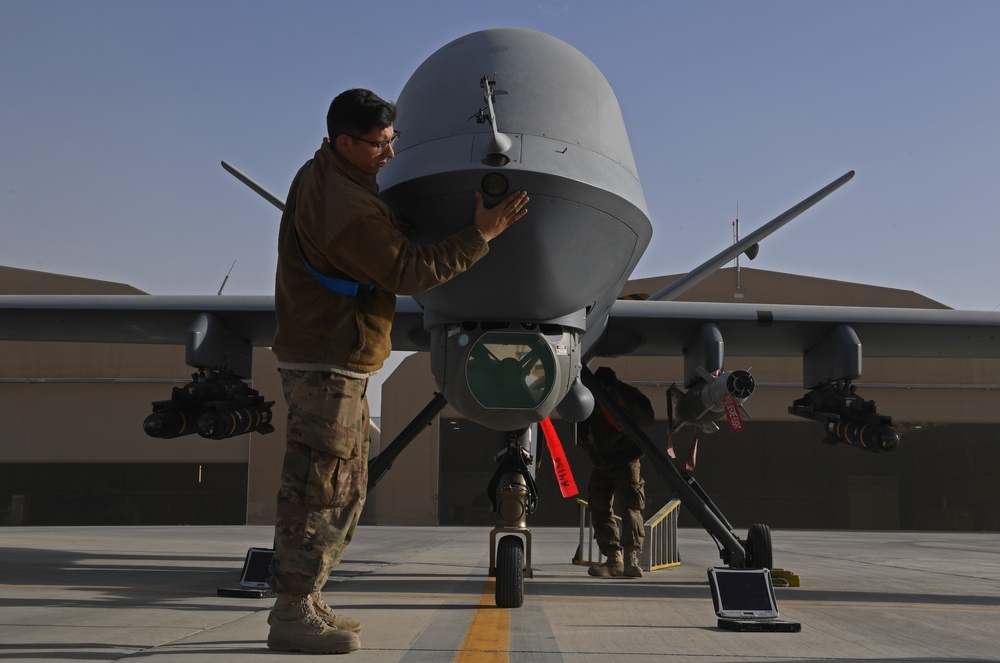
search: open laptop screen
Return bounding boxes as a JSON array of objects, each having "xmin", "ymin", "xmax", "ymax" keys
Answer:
[
  {"xmin": 707, "ymin": 567, "xmax": 779, "ymax": 619},
  {"xmin": 239, "ymin": 547, "xmax": 274, "ymax": 589}
]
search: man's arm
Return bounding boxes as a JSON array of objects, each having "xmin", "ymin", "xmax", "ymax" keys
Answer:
[{"xmin": 333, "ymin": 189, "xmax": 529, "ymax": 295}]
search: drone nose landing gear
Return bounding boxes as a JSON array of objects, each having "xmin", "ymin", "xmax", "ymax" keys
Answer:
[{"xmin": 488, "ymin": 428, "xmax": 537, "ymax": 608}]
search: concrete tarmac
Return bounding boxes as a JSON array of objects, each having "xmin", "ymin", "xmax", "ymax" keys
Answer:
[{"xmin": 2, "ymin": 525, "xmax": 999, "ymax": 662}]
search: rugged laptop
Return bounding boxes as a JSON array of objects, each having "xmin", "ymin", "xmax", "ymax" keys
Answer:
[{"xmin": 707, "ymin": 567, "xmax": 779, "ymax": 620}]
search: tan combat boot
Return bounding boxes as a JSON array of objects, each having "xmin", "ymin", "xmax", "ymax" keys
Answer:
[
  {"xmin": 588, "ymin": 550, "xmax": 624, "ymax": 577},
  {"xmin": 310, "ymin": 592, "xmax": 362, "ymax": 635},
  {"xmin": 266, "ymin": 593, "xmax": 363, "ymax": 634},
  {"xmin": 623, "ymin": 548, "xmax": 643, "ymax": 578},
  {"xmin": 266, "ymin": 593, "xmax": 361, "ymax": 654}
]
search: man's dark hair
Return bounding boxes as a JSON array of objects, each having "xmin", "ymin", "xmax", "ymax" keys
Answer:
[{"xmin": 327, "ymin": 89, "xmax": 397, "ymax": 140}]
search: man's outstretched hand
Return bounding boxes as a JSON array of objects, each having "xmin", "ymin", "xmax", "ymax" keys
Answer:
[{"xmin": 474, "ymin": 190, "xmax": 529, "ymax": 241}]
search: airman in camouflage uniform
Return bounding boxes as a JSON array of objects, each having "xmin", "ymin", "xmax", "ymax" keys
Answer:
[
  {"xmin": 581, "ymin": 366, "xmax": 654, "ymax": 578},
  {"xmin": 267, "ymin": 88, "xmax": 528, "ymax": 654}
]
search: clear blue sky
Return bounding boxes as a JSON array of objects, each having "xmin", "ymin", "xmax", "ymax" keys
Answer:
[{"xmin": 3, "ymin": 3, "xmax": 999, "ymax": 320}]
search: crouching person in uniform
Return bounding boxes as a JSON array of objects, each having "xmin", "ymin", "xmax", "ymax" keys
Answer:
[
  {"xmin": 581, "ymin": 366, "xmax": 654, "ymax": 578},
  {"xmin": 267, "ymin": 88, "xmax": 529, "ymax": 654}
]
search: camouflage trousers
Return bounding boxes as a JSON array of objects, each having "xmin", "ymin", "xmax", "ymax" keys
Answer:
[
  {"xmin": 269, "ymin": 369, "xmax": 370, "ymax": 595},
  {"xmin": 588, "ymin": 459, "xmax": 645, "ymax": 556}
]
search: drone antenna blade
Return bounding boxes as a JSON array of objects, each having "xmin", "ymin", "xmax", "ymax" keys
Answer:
[{"xmin": 221, "ymin": 161, "xmax": 285, "ymax": 212}]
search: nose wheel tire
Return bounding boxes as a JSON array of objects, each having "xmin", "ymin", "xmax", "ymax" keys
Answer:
[
  {"xmin": 745, "ymin": 523, "xmax": 773, "ymax": 570},
  {"xmin": 495, "ymin": 535, "xmax": 524, "ymax": 608}
]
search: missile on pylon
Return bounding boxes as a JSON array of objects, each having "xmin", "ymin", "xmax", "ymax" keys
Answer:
[
  {"xmin": 790, "ymin": 381, "xmax": 900, "ymax": 452},
  {"xmin": 823, "ymin": 416, "xmax": 900, "ymax": 452},
  {"xmin": 145, "ymin": 370, "xmax": 274, "ymax": 441},
  {"xmin": 668, "ymin": 367, "xmax": 755, "ymax": 433}
]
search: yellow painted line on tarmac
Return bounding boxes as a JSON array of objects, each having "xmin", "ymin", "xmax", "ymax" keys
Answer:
[{"xmin": 453, "ymin": 578, "xmax": 509, "ymax": 663}]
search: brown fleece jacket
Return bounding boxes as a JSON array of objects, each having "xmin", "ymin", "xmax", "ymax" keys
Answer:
[{"xmin": 273, "ymin": 141, "xmax": 488, "ymax": 373}]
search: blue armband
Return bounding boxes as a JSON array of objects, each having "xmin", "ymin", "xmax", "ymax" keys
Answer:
[{"xmin": 294, "ymin": 230, "xmax": 374, "ymax": 297}]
